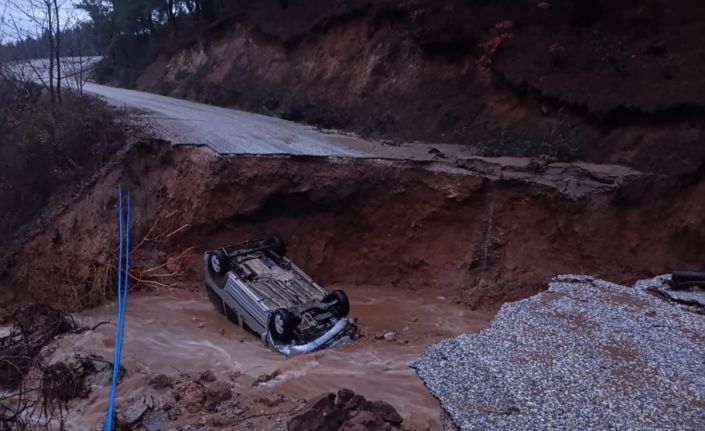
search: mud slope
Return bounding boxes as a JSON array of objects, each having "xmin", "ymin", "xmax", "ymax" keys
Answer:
[
  {"xmin": 134, "ymin": 0, "xmax": 705, "ymax": 174},
  {"xmin": 5, "ymin": 140, "xmax": 705, "ymax": 311}
]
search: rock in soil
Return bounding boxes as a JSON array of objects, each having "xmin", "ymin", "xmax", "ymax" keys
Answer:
[
  {"xmin": 383, "ymin": 332, "xmax": 397, "ymax": 342},
  {"xmin": 149, "ymin": 373, "xmax": 174, "ymax": 389},
  {"xmin": 413, "ymin": 275, "xmax": 705, "ymax": 430},
  {"xmin": 122, "ymin": 395, "xmax": 155, "ymax": 425},
  {"xmin": 288, "ymin": 388, "xmax": 406, "ymax": 431},
  {"xmin": 252, "ymin": 370, "xmax": 280, "ymax": 387},
  {"xmin": 198, "ymin": 369, "xmax": 217, "ymax": 382},
  {"xmin": 204, "ymin": 381, "xmax": 232, "ymax": 411}
]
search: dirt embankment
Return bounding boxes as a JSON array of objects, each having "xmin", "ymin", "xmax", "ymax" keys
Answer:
[
  {"xmin": 132, "ymin": 0, "xmax": 705, "ymax": 174},
  {"xmin": 5, "ymin": 140, "xmax": 705, "ymax": 312}
]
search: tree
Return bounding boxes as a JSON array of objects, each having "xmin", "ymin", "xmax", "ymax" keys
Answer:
[{"xmin": 2, "ymin": 0, "xmax": 99, "ymax": 101}]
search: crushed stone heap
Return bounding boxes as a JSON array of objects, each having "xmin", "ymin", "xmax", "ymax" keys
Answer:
[{"xmin": 413, "ymin": 275, "xmax": 705, "ymax": 431}]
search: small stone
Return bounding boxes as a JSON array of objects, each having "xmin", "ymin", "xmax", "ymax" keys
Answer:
[
  {"xmin": 251, "ymin": 370, "xmax": 279, "ymax": 387},
  {"xmin": 122, "ymin": 395, "xmax": 154, "ymax": 425},
  {"xmin": 199, "ymin": 370, "xmax": 216, "ymax": 383},
  {"xmin": 204, "ymin": 381, "xmax": 231, "ymax": 411},
  {"xmin": 383, "ymin": 332, "xmax": 397, "ymax": 342},
  {"xmin": 149, "ymin": 373, "xmax": 173, "ymax": 390}
]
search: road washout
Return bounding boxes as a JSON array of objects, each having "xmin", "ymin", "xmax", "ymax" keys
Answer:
[
  {"xmin": 2, "ymin": 138, "xmax": 705, "ymax": 428},
  {"xmin": 5, "ymin": 138, "xmax": 705, "ymax": 313},
  {"xmin": 414, "ymin": 274, "xmax": 705, "ymax": 430}
]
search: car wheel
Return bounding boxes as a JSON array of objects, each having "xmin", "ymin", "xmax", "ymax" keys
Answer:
[
  {"xmin": 268, "ymin": 235, "xmax": 286, "ymax": 257},
  {"xmin": 269, "ymin": 308, "xmax": 297, "ymax": 344},
  {"xmin": 323, "ymin": 289, "xmax": 350, "ymax": 318},
  {"xmin": 208, "ymin": 250, "xmax": 228, "ymax": 287},
  {"xmin": 206, "ymin": 285, "xmax": 225, "ymax": 315}
]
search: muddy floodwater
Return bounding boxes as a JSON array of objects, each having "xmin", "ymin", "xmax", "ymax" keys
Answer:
[{"xmin": 55, "ymin": 285, "xmax": 492, "ymax": 430}]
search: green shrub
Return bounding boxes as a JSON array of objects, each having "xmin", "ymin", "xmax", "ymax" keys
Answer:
[
  {"xmin": 457, "ymin": 125, "xmax": 579, "ymax": 162},
  {"xmin": 184, "ymin": 63, "xmax": 210, "ymax": 96}
]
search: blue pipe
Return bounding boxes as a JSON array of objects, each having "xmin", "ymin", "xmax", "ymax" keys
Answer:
[
  {"xmin": 116, "ymin": 193, "xmax": 130, "ymax": 375},
  {"xmin": 105, "ymin": 187, "xmax": 130, "ymax": 431}
]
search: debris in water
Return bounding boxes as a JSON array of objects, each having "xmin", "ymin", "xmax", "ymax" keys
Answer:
[{"xmin": 251, "ymin": 370, "xmax": 280, "ymax": 388}]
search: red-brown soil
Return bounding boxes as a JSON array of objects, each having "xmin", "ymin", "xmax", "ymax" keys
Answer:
[
  {"xmin": 4, "ymin": 140, "xmax": 705, "ymax": 312},
  {"xmin": 132, "ymin": 0, "xmax": 705, "ymax": 175}
]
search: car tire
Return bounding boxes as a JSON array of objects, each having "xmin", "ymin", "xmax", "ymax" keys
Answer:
[
  {"xmin": 208, "ymin": 250, "xmax": 228, "ymax": 287},
  {"xmin": 206, "ymin": 284, "xmax": 225, "ymax": 315},
  {"xmin": 268, "ymin": 235, "xmax": 286, "ymax": 257},
  {"xmin": 323, "ymin": 289, "xmax": 350, "ymax": 318},
  {"xmin": 269, "ymin": 308, "xmax": 297, "ymax": 344}
]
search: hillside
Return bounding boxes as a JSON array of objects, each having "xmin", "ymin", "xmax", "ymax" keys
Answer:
[{"xmin": 103, "ymin": 0, "xmax": 705, "ymax": 174}]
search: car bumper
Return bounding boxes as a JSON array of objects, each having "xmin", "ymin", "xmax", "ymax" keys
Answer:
[{"xmin": 266, "ymin": 318, "xmax": 355, "ymax": 357}]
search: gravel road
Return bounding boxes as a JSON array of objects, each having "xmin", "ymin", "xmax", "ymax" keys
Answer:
[
  {"xmin": 7, "ymin": 58, "xmax": 443, "ymax": 157},
  {"xmin": 83, "ymin": 82, "xmax": 384, "ymax": 157},
  {"xmin": 413, "ymin": 275, "xmax": 705, "ymax": 431}
]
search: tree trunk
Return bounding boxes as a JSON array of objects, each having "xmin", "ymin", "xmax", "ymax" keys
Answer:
[
  {"xmin": 53, "ymin": 0, "xmax": 62, "ymax": 102},
  {"xmin": 77, "ymin": 33, "xmax": 84, "ymax": 94},
  {"xmin": 46, "ymin": 1, "xmax": 55, "ymax": 104},
  {"xmin": 168, "ymin": 0, "xmax": 177, "ymax": 27}
]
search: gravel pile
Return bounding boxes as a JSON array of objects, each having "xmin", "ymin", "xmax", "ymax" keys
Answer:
[{"xmin": 413, "ymin": 275, "xmax": 705, "ymax": 430}]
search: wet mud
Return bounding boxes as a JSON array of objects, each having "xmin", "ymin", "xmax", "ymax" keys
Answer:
[{"xmin": 57, "ymin": 285, "xmax": 490, "ymax": 429}]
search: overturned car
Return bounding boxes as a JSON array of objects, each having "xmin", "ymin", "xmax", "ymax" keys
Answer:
[{"xmin": 204, "ymin": 236, "xmax": 356, "ymax": 356}]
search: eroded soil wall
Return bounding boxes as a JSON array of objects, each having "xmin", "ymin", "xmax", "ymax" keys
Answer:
[{"xmin": 5, "ymin": 141, "xmax": 705, "ymax": 310}]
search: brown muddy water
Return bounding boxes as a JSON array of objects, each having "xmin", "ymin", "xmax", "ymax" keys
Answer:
[{"xmin": 53, "ymin": 285, "xmax": 492, "ymax": 430}]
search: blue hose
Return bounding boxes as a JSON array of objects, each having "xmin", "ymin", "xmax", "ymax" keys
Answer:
[{"xmin": 105, "ymin": 187, "xmax": 130, "ymax": 430}]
